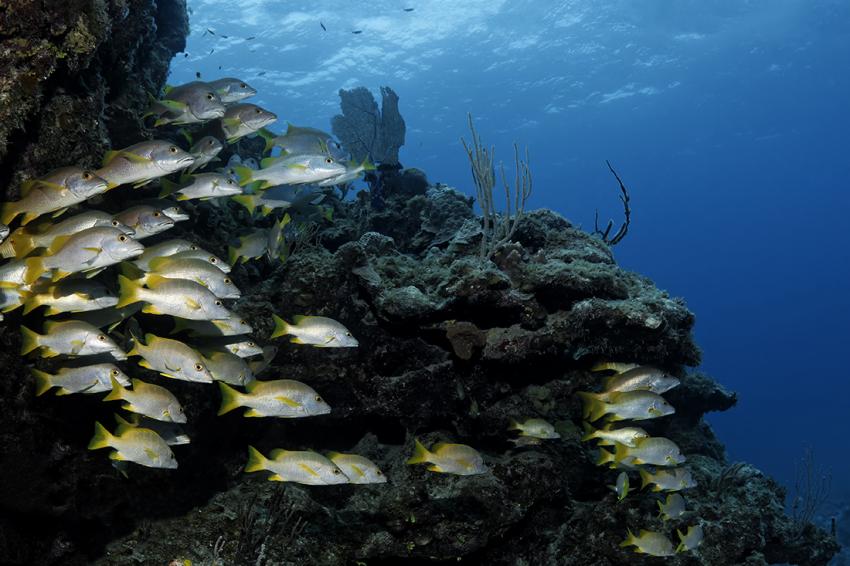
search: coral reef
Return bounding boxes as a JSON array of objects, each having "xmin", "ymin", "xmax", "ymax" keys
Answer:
[{"xmin": 0, "ymin": 4, "xmax": 840, "ymax": 566}]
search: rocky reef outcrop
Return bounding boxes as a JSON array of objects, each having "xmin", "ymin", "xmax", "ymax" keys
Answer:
[{"xmin": 0, "ymin": 3, "xmax": 840, "ymax": 566}]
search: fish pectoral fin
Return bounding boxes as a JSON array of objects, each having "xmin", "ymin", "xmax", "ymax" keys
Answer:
[
  {"xmin": 83, "ymin": 267, "xmax": 107, "ymax": 278},
  {"xmin": 69, "ymin": 340, "xmax": 84, "ymax": 354},
  {"xmin": 222, "ymin": 118, "xmax": 242, "ymax": 128},
  {"xmin": 138, "ymin": 360, "xmax": 153, "ymax": 369},
  {"xmin": 185, "ymin": 297, "xmax": 201, "ymax": 310},
  {"xmin": 51, "ymin": 207, "xmax": 69, "ymax": 218},
  {"xmin": 297, "ymin": 463, "xmax": 319, "ymax": 477},
  {"xmin": 156, "ymin": 99, "xmax": 188, "ymax": 113},
  {"xmin": 269, "ymin": 474, "xmax": 285, "ymax": 482},
  {"xmin": 285, "ymin": 164, "xmax": 309, "ymax": 170},
  {"xmin": 243, "ymin": 409, "xmax": 261, "ymax": 417},
  {"xmin": 426, "ymin": 464, "xmax": 444, "ymax": 472},
  {"xmin": 274, "ymin": 395, "xmax": 302, "ymax": 408},
  {"xmin": 144, "ymin": 448, "xmax": 159, "ymax": 460}
]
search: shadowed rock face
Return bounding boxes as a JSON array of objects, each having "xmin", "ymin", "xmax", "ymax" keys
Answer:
[{"xmin": 0, "ymin": 5, "xmax": 840, "ymax": 566}]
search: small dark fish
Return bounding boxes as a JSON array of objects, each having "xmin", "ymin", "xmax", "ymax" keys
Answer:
[
  {"xmin": 207, "ymin": 28, "xmax": 216, "ymax": 36},
  {"xmin": 221, "ymin": 34, "xmax": 229, "ymax": 39},
  {"xmin": 320, "ymin": 22, "xmax": 327, "ymax": 31},
  {"xmin": 404, "ymin": 7, "xmax": 414, "ymax": 11},
  {"xmin": 246, "ymin": 36, "xmax": 256, "ymax": 41},
  {"xmin": 183, "ymin": 53, "xmax": 189, "ymax": 58},
  {"xmin": 352, "ymin": 30, "xmax": 362, "ymax": 34},
  {"xmin": 218, "ymin": 65, "xmax": 222, "ymax": 70},
  {"xmin": 209, "ymin": 48, "xmax": 215, "ymax": 55},
  {"xmin": 195, "ymin": 71, "xmax": 201, "ymax": 79},
  {"xmin": 257, "ymin": 71, "xmax": 266, "ymax": 76},
  {"xmin": 188, "ymin": 7, "xmax": 193, "ymax": 14}
]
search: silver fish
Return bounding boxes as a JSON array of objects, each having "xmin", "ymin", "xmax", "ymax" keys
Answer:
[
  {"xmin": 96, "ymin": 140, "xmax": 195, "ymax": 189},
  {"xmin": 32, "ymin": 363, "xmax": 130, "ymax": 396}
]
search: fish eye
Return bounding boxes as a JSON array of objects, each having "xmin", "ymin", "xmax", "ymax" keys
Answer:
[
  {"xmin": 118, "ymin": 235, "xmax": 127, "ymax": 242},
  {"xmin": 240, "ymin": 83, "xmax": 246, "ymax": 88},
  {"xmin": 254, "ymin": 108, "xmax": 261, "ymax": 114},
  {"xmin": 332, "ymin": 468, "xmax": 341, "ymax": 475},
  {"xmin": 227, "ymin": 179, "xmax": 234, "ymax": 185},
  {"xmin": 153, "ymin": 211, "xmax": 161, "ymax": 217},
  {"xmin": 376, "ymin": 470, "xmax": 383, "ymax": 475},
  {"xmin": 240, "ymin": 320, "xmax": 247, "ymax": 325},
  {"xmin": 314, "ymin": 395, "xmax": 323, "ymax": 403},
  {"xmin": 224, "ymin": 278, "xmax": 232, "ymax": 285},
  {"xmin": 97, "ymin": 334, "xmax": 107, "ymax": 341},
  {"xmin": 214, "ymin": 300, "xmax": 222, "ymax": 306},
  {"xmin": 206, "ymin": 93, "xmax": 214, "ymax": 100},
  {"xmin": 209, "ymin": 256, "xmax": 218, "ymax": 263},
  {"xmin": 111, "ymin": 220, "xmax": 120, "ymax": 227},
  {"xmin": 82, "ymin": 172, "xmax": 93, "ymax": 180},
  {"xmin": 247, "ymin": 341, "xmax": 255, "ymax": 347},
  {"xmin": 345, "ymin": 332, "xmax": 352, "ymax": 336},
  {"xmin": 190, "ymin": 245, "xmax": 198, "ymax": 250},
  {"xmin": 110, "ymin": 369, "xmax": 119, "ymax": 376},
  {"xmin": 194, "ymin": 363, "xmax": 204, "ymax": 372},
  {"xmin": 325, "ymin": 157, "xmax": 333, "ymax": 164},
  {"xmin": 169, "ymin": 146, "xmax": 178, "ymax": 153},
  {"xmin": 207, "ymin": 140, "xmax": 215, "ymax": 146}
]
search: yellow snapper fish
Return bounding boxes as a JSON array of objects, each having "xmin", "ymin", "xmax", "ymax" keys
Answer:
[
  {"xmin": 168, "ymin": 248, "xmax": 231, "ymax": 273},
  {"xmin": 578, "ymin": 390, "xmax": 675, "ymax": 422},
  {"xmin": 114, "ymin": 205, "xmax": 175, "ymax": 240},
  {"xmin": 609, "ymin": 471, "xmax": 630, "ymax": 501},
  {"xmin": 135, "ymin": 256, "xmax": 240, "ymax": 299},
  {"xmin": 218, "ymin": 379, "xmax": 330, "ymax": 417},
  {"xmin": 271, "ymin": 314, "xmax": 358, "ymax": 347},
  {"xmin": 203, "ymin": 338, "xmax": 263, "ymax": 358},
  {"xmin": 148, "ymin": 81, "xmax": 225, "ymax": 126},
  {"xmin": 508, "ymin": 417, "xmax": 561, "ymax": 440},
  {"xmin": 1, "ymin": 167, "xmax": 109, "ymax": 226},
  {"xmin": 203, "ymin": 350, "xmax": 254, "ymax": 386},
  {"xmin": 24, "ymin": 278, "xmax": 118, "ymax": 315},
  {"xmin": 581, "ymin": 422, "xmax": 650, "ymax": 448},
  {"xmin": 227, "ymin": 228, "xmax": 269, "ymax": 264},
  {"xmin": 21, "ymin": 320, "xmax": 126, "ymax": 359},
  {"xmin": 249, "ymin": 345, "xmax": 278, "ymax": 375},
  {"xmin": 32, "ymin": 363, "xmax": 130, "ymax": 396},
  {"xmin": 88, "ymin": 421, "xmax": 177, "ymax": 469},
  {"xmin": 70, "ymin": 303, "xmax": 142, "ymax": 332},
  {"xmin": 230, "ymin": 192, "xmax": 294, "ymax": 217},
  {"xmin": 658, "ymin": 493, "xmax": 686, "ymax": 521},
  {"xmin": 604, "ymin": 437, "xmax": 686, "ymax": 467},
  {"xmin": 187, "ymin": 135, "xmax": 224, "ymax": 173},
  {"xmin": 0, "ymin": 210, "xmax": 134, "ymax": 259},
  {"xmin": 244, "ymin": 446, "xmax": 348, "ymax": 485},
  {"xmin": 114, "ymin": 413, "xmax": 190, "ymax": 446},
  {"xmin": 316, "ymin": 157, "xmax": 375, "ymax": 187},
  {"xmin": 265, "ymin": 213, "xmax": 289, "ymax": 262},
  {"xmin": 103, "ymin": 377, "xmax": 187, "ymax": 423},
  {"xmin": 599, "ymin": 366, "xmax": 680, "ymax": 399},
  {"xmin": 676, "ymin": 525, "xmax": 704, "ymax": 553},
  {"xmin": 620, "ymin": 529, "xmax": 676, "ymax": 557},
  {"xmin": 160, "ymin": 172, "xmax": 242, "ymax": 201},
  {"xmin": 0, "ymin": 259, "xmax": 32, "ymax": 288},
  {"xmin": 234, "ymin": 154, "xmax": 346, "ymax": 189},
  {"xmin": 326, "ymin": 452, "xmax": 386, "ymax": 484},
  {"xmin": 0, "ymin": 222, "xmax": 8, "ymax": 242},
  {"xmin": 207, "ymin": 77, "xmax": 257, "ymax": 103},
  {"xmin": 24, "ymin": 227, "xmax": 144, "ymax": 284},
  {"xmin": 127, "ymin": 332, "xmax": 213, "ymax": 383},
  {"xmin": 639, "ymin": 467, "xmax": 697, "ymax": 492},
  {"xmin": 0, "ymin": 286, "xmax": 28, "ymax": 313},
  {"xmin": 591, "ymin": 361, "xmax": 639, "ymax": 373},
  {"xmin": 133, "ymin": 239, "xmax": 226, "ymax": 272},
  {"xmin": 259, "ymin": 124, "xmax": 347, "ymax": 160},
  {"xmin": 406, "ymin": 439, "xmax": 488, "ymax": 475},
  {"xmin": 96, "ymin": 140, "xmax": 195, "ymax": 189},
  {"xmin": 117, "ymin": 274, "xmax": 233, "ymax": 321},
  {"xmin": 171, "ymin": 316, "xmax": 252, "ymax": 337},
  {"xmin": 221, "ymin": 103, "xmax": 277, "ymax": 143}
]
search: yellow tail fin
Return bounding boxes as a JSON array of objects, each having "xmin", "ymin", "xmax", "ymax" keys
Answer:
[
  {"xmin": 227, "ymin": 245, "xmax": 239, "ymax": 266},
  {"xmin": 244, "ymin": 445, "xmax": 268, "ymax": 473},
  {"xmin": 580, "ymin": 421, "xmax": 597, "ymax": 442},
  {"xmin": 406, "ymin": 438, "xmax": 432, "ymax": 465},
  {"xmin": 115, "ymin": 274, "xmax": 142, "ymax": 309},
  {"xmin": 507, "ymin": 418, "xmax": 521, "ymax": 431},
  {"xmin": 23, "ymin": 257, "xmax": 45, "ymax": 285},
  {"xmin": 596, "ymin": 447, "xmax": 615, "ymax": 467},
  {"xmin": 619, "ymin": 528, "xmax": 637, "ymax": 548},
  {"xmin": 102, "ymin": 375, "xmax": 127, "ymax": 402},
  {"xmin": 0, "ymin": 202, "xmax": 19, "ymax": 226},
  {"xmin": 217, "ymin": 382, "xmax": 243, "ymax": 415},
  {"xmin": 32, "ymin": 369, "xmax": 53, "ymax": 396},
  {"xmin": 87, "ymin": 421, "xmax": 114, "ymax": 450},
  {"xmin": 20, "ymin": 325, "xmax": 41, "ymax": 355},
  {"xmin": 638, "ymin": 469, "xmax": 652, "ymax": 490},
  {"xmin": 577, "ymin": 391, "xmax": 607, "ymax": 422},
  {"xmin": 270, "ymin": 314, "xmax": 290, "ymax": 339}
]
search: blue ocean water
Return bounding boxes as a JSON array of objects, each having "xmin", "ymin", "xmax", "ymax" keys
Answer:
[{"xmin": 172, "ymin": 0, "xmax": 850, "ymax": 499}]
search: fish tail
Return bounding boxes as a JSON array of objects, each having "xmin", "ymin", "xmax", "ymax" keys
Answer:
[
  {"xmin": 31, "ymin": 368, "xmax": 54, "ymax": 396},
  {"xmin": 619, "ymin": 528, "xmax": 636, "ymax": 548},
  {"xmin": 614, "ymin": 443, "xmax": 630, "ymax": 465},
  {"xmin": 406, "ymin": 438, "xmax": 432, "ymax": 465},
  {"xmin": 20, "ymin": 325, "xmax": 41, "ymax": 355},
  {"xmin": 638, "ymin": 469, "xmax": 652, "ymax": 490},
  {"xmin": 270, "ymin": 314, "xmax": 290, "ymax": 339},
  {"xmin": 115, "ymin": 274, "xmax": 142, "ymax": 309},
  {"xmin": 118, "ymin": 261, "xmax": 145, "ymax": 280},
  {"xmin": 227, "ymin": 245, "xmax": 240, "ymax": 266},
  {"xmin": 102, "ymin": 375, "xmax": 127, "ymax": 402},
  {"xmin": 159, "ymin": 177, "xmax": 181, "ymax": 198},
  {"xmin": 507, "ymin": 418, "xmax": 521, "ymax": 431},
  {"xmin": 244, "ymin": 445, "xmax": 268, "ymax": 473},
  {"xmin": 361, "ymin": 156, "xmax": 376, "ymax": 171},
  {"xmin": 257, "ymin": 128, "xmax": 275, "ymax": 154},
  {"xmin": 0, "ymin": 202, "xmax": 19, "ymax": 226},
  {"xmin": 87, "ymin": 421, "xmax": 114, "ymax": 450},
  {"xmin": 23, "ymin": 257, "xmax": 45, "ymax": 285},
  {"xmin": 0, "ymin": 236, "xmax": 19, "ymax": 258},
  {"xmin": 231, "ymin": 194, "xmax": 256, "ymax": 215},
  {"xmin": 580, "ymin": 421, "xmax": 598, "ymax": 442},
  {"xmin": 21, "ymin": 293, "xmax": 44, "ymax": 315},
  {"xmin": 217, "ymin": 382, "xmax": 243, "ymax": 415},
  {"xmin": 577, "ymin": 391, "xmax": 606, "ymax": 422},
  {"xmin": 596, "ymin": 447, "xmax": 615, "ymax": 467},
  {"xmin": 231, "ymin": 166, "xmax": 254, "ymax": 187}
]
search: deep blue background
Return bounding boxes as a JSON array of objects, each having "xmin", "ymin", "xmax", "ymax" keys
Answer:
[{"xmin": 172, "ymin": 0, "xmax": 850, "ymax": 495}]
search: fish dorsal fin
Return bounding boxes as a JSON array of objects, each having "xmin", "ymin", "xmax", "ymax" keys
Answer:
[
  {"xmin": 245, "ymin": 380, "xmax": 262, "ymax": 393},
  {"xmin": 185, "ymin": 297, "xmax": 201, "ymax": 310},
  {"xmin": 298, "ymin": 463, "xmax": 319, "ymax": 477},
  {"xmin": 274, "ymin": 395, "xmax": 301, "ymax": 408},
  {"xmin": 268, "ymin": 448, "xmax": 289, "ymax": 460},
  {"xmin": 286, "ymin": 123, "xmax": 298, "ymax": 135},
  {"xmin": 325, "ymin": 451, "xmax": 341, "ymax": 459},
  {"xmin": 131, "ymin": 378, "xmax": 152, "ymax": 392},
  {"xmin": 285, "ymin": 163, "xmax": 308, "ymax": 170},
  {"xmin": 260, "ymin": 156, "xmax": 284, "ymax": 169}
]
